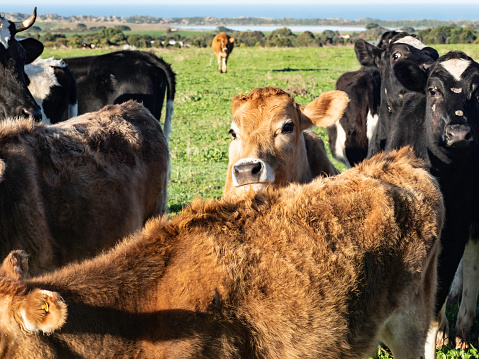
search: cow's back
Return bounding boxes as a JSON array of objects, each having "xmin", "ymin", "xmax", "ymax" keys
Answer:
[
  {"xmin": 64, "ymin": 51, "xmax": 175, "ymax": 124},
  {"xmin": 0, "ymin": 101, "xmax": 169, "ymax": 273}
]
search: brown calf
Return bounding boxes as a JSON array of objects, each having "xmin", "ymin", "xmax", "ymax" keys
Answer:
[
  {"xmin": 212, "ymin": 32, "xmax": 234, "ymax": 73},
  {"xmin": 224, "ymin": 86, "xmax": 347, "ymax": 198},
  {"xmin": 0, "ymin": 148, "xmax": 444, "ymax": 358},
  {"xmin": 0, "ymin": 100, "xmax": 169, "ymax": 275}
]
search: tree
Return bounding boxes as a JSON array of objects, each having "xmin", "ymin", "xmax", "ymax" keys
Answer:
[{"xmin": 366, "ymin": 23, "xmax": 379, "ymax": 30}]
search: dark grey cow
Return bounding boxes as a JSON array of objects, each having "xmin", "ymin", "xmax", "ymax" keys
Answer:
[
  {"xmin": 0, "ymin": 8, "xmax": 42, "ymax": 120},
  {"xmin": 384, "ymin": 51, "xmax": 479, "ymax": 349}
]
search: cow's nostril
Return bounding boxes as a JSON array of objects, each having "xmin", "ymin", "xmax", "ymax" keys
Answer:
[{"xmin": 251, "ymin": 162, "xmax": 262, "ymax": 175}]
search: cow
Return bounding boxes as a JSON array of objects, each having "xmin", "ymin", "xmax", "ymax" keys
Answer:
[
  {"xmin": 327, "ymin": 67, "xmax": 381, "ymax": 167},
  {"xmin": 0, "ymin": 8, "xmax": 43, "ymax": 121},
  {"xmin": 212, "ymin": 32, "xmax": 234, "ymax": 73},
  {"xmin": 381, "ymin": 51, "xmax": 479, "ymax": 349},
  {"xmin": 24, "ymin": 57, "xmax": 78, "ymax": 124},
  {"xmin": 0, "ymin": 100, "xmax": 169, "ymax": 276},
  {"xmin": 0, "ymin": 147, "xmax": 444, "ymax": 359},
  {"xmin": 354, "ymin": 32, "xmax": 439, "ymax": 157},
  {"xmin": 326, "ymin": 31, "xmax": 399, "ymax": 168},
  {"xmin": 224, "ymin": 87, "xmax": 347, "ymax": 198},
  {"xmin": 64, "ymin": 50, "xmax": 175, "ymax": 141}
]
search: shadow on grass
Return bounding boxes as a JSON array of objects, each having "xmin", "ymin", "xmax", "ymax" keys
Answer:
[{"xmin": 272, "ymin": 68, "xmax": 328, "ymax": 72}]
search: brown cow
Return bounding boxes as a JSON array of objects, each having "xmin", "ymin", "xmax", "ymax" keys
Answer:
[
  {"xmin": 0, "ymin": 148, "xmax": 444, "ymax": 358},
  {"xmin": 224, "ymin": 87, "xmax": 347, "ymax": 198},
  {"xmin": 212, "ymin": 32, "xmax": 234, "ymax": 73},
  {"xmin": 0, "ymin": 100, "xmax": 169, "ymax": 275}
]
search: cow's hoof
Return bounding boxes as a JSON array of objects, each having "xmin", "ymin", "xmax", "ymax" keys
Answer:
[
  {"xmin": 436, "ymin": 329, "xmax": 450, "ymax": 348},
  {"xmin": 455, "ymin": 337, "xmax": 470, "ymax": 350}
]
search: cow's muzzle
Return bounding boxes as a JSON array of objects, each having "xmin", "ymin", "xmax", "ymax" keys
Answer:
[
  {"xmin": 443, "ymin": 124, "xmax": 474, "ymax": 148},
  {"xmin": 22, "ymin": 106, "xmax": 42, "ymax": 122},
  {"xmin": 232, "ymin": 158, "xmax": 275, "ymax": 187}
]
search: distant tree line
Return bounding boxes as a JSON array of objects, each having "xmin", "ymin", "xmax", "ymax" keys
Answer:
[
  {"xmin": 417, "ymin": 25, "xmax": 477, "ymax": 44},
  {"xmin": 23, "ymin": 23, "xmax": 478, "ymax": 50}
]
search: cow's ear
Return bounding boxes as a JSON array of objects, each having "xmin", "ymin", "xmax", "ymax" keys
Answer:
[
  {"xmin": 423, "ymin": 46, "xmax": 439, "ymax": 61},
  {"xmin": 19, "ymin": 38, "xmax": 44, "ymax": 64},
  {"xmin": 354, "ymin": 39, "xmax": 381, "ymax": 67},
  {"xmin": 16, "ymin": 289, "xmax": 67, "ymax": 334},
  {"xmin": 394, "ymin": 61, "xmax": 428, "ymax": 92},
  {"xmin": 231, "ymin": 94, "xmax": 246, "ymax": 115},
  {"xmin": 301, "ymin": 90, "xmax": 349, "ymax": 129},
  {"xmin": 0, "ymin": 250, "xmax": 29, "ymax": 280},
  {"xmin": 229, "ymin": 37, "xmax": 234, "ymax": 43}
]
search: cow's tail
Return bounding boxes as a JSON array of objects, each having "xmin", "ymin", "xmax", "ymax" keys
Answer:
[{"xmin": 150, "ymin": 54, "xmax": 176, "ymax": 142}]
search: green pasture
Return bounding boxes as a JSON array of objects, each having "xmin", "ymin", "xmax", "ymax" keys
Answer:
[{"xmin": 42, "ymin": 44, "xmax": 479, "ymax": 358}]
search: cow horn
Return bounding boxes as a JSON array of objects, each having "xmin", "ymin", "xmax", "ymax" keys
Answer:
[{"xmin": 14, "ymin": 7, "xmax": 37, "ymax": 34}]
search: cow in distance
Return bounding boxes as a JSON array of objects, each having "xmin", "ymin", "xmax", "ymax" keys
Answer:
[{"xmin": 212, "ymin": 32, "xmax": 234, "ymax": 73}]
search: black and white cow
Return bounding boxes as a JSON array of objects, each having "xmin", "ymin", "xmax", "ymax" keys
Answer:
[
  {"xmin": 0, "ymin": 8, "xmax": 42, "ymax": 121},
  {"xmin": 327, "ymin": 32, "xmax": 401, "ymax": 168},
  {"xmin": 64, "ymin": 51, "xmax": 176, "ymax": 141},
  {"xmin": 385, "ymin": 51, "xmax": 479, "ymax": 350},
  {"xmin": 25, "ymin": 57, "xmax": 78, "ymax": 124},
  {"xmin": 354, "ymin": 32, "xmax": 439, "ymax": 157},
  {"xmin": 327, "ymin": 66, "xmax": 380, "ymax": 167}
]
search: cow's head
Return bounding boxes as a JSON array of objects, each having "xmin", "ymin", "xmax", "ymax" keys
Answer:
[
  {"xmin": 395, "ymin": 51, "xmax": 479, "ymax": 149},
  {"xmin": 0, "ymin": 8, "xmax": 43, "ymax": 121},
  {"xmin": 224, "ymin": 87, "xmax": 348, "ymax": 197},
  {"xmin": 355, "ymin": 33, "xmax": 438, "ymax": 117},
  {"xmin": 215, "ymin": 32, "xmax": 234, "ymax": 57},
  {"xmin": 0, "ymin": 251, "xmax": 67, "ymax": 348}
]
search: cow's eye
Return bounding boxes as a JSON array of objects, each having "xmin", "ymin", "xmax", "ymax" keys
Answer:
[
  {"xmin": 281, "ymin": 122, "xmax": 294, "ymax": 134},
  {"xmin": 393, "ymin": 52, "xmax": 402, "ymax": 60},
  {"xmin": 228, "ymin": 129, "xmax": 237, "ymax": 139},
  {"xmin": 428, "ymin": 87, "xmax": 437, "ymax": 97}
]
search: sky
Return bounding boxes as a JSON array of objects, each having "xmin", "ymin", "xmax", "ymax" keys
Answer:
[{"xmin": 4, "ymin": 1, "xmax": 479, "ymax": 20}]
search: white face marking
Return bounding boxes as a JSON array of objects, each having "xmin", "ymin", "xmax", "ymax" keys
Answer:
[
  {"xmin": 394, "ymin": 36, "xmax": 426, "ymax": 50},
  {"xmin": 456, "ymin": 110, "xmax": 464, "ymax": 117},
  {"xmin": 451, "ymin": 88, "xmax": 463, "ymax": 93},
  {"xmin": 367, "ymin": 111, "xmax": 379, "ymax": 144},
  {"xmin": 432, "ymin": 104, "xmax": 436, "ymax": 112},
  {"xmin": 0, "ymin": 17, "xmax": 12, "ymax": 49},
  {"xmin": 440, "ymin": 58, "xmax": 471, "ymax": 81}
]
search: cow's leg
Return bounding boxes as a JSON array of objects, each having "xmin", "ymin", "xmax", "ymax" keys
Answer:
[
  {"xmin": 434, "ymin": 302, "xmax": 448, "ymax": 349},
  {"xmin": 222, "ymin": 56, "xmax": 227, "ymax": 73},
  {"xmin": 448, "ymin": 258, "xmax": 463, "ymax": 305},
  {"xmin": 217, "ymin": 54, "xmax": 222, "ymax": 72},
  {"xmin": 455, "ymin": 238, "xmax": 479, "ymax": 350},
  {"xmin": 380, "ymin": 251, "xmax": 438, "ymax": 359}
]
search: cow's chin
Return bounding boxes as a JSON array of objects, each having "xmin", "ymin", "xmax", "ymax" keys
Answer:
[{"xmin": 233, "ymin": 183, "xmax": 271, "ymax": 196}]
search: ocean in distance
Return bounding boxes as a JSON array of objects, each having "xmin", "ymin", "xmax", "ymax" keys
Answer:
[{"xmin": 3, "ymin": 3, "xmax": 479, "ymax": 21}]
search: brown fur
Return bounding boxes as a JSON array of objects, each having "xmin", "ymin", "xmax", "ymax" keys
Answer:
[
  {"xmin": 0, "ymin": 148, "xmax": 444, "ymax": 358},
  {"xmin": 212, "ymin": 32, "xmax": 234, "ymax": 73},
  {"xmin": 224, "ymin": 87, "xmax": 347, "ymax": 198},
  {"xmin": 0, "ymin": 100, "xmax": 169, "ymax": 275}
]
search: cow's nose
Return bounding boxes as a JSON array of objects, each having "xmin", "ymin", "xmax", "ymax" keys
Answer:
[
  {"xmin": 22, "ymin": 106, "xmax": 42, "ymax": 122},
  {"xmin": 233, "ymin": 161, "xmax": 264, "ymax": 186},
  {"xmin": 444, "ymin": 124, "xmax": 473, "ymax": 148}
]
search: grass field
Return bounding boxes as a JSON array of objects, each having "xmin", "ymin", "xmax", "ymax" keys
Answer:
[{"xmin": 42, "ymin": 43, "xmax": 479, "ymax": 358}]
